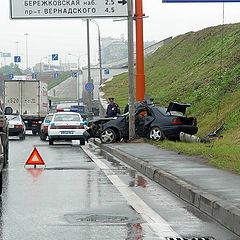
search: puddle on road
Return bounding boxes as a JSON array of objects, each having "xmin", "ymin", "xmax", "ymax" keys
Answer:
[
  {"xmin": 94, "ymin": 147, "xmax": 148, "ymax": 189},
  {"xmin": 128, "ymin": 169, "xmax": 147, "ymax": 188},
  {"xmin": 45, "ymin": 167, "xmax": 98, "ymax": 171},
  {"xmin": 65, "ymin": 213, "xmax": 143, "ymax": 225}
]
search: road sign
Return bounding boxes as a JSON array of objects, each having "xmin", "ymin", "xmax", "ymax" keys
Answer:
[
  {"xmin": 8, "ymin": 74, "xmax": 14, "ymax": 80},
  {"xmin": 10, "ymin": 0, "xmax": 128, "ymax": 19},
  {"xmin": 52, "ymin": 54, "xmax": 58, "ymax": 61},
  {"xmin": 32, "ymin": 73, "xmax": 37, "ymax": 79},
  {"xmin": 14, "ymin": 56, "xmax": 21, "ymax": 63},
  {"xmin": 25, "ymin": 147, "xmax": 45, "ymax": 166},
  {"xmin": 53, "ymin": 72, "xmax": 59, "ymax": 78},
  {"xmin": 104, "ymin": 68, "xmax": 110, "ymax": 75},
  {"xmin": 85, "ymin": 82, "xmax": 94, "ymax": 93},
  {"xmin": 163, "ymin": 0, "xmax": 240, "ymax": 2},
  {"xmin": 72, "ymin": 72, "xmax": 78, "ymax": 78}
]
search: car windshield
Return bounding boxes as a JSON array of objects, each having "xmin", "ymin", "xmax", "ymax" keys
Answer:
[
  {"xmin": 54, "ymin": 114, "xmax": 81, "ymax": 122},
  {"xmin": 71, "ymin": 106, "xmax": 87, "ymax": 113},
  {"xmin": 155, "ymin": 107, "xmax": 183, "ymax": 116},
  {"xmin": 6, "ymin": 115, "xmax": 20, "ymax": 121}
]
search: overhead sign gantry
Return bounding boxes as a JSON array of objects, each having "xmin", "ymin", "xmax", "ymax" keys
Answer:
[{"xmin": 10, "ymin": 0, "xmax": 128, "ymax": 19}]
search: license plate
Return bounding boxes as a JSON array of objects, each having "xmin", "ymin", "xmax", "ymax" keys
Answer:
[{"xmin": 60, "ymin": 131, "xmax": 74, "ymax": 134}]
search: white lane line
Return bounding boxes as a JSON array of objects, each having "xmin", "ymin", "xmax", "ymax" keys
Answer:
[{"xmin": 82, "ymin": 146, "xmax": 180, "ymax": 239}]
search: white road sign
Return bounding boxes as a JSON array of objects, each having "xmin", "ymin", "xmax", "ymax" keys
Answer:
[{"xmin": 10, "ymin": 0, "xmax": 128, "ymax": 19}]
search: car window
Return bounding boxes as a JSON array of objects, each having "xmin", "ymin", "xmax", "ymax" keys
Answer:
[
  {"xmin": 70, "ymin": 106, "xmax": 87, "ymax": 114},
  {"xmin": 54, "ymin": 114, "xmax": 81, "ymax": 122},
  {"xmin": 45, "ymin": 115, "xmax": 53, "ymax": 121},
  {"xmin": 156, "ymin": 107, "xmax": 182, "ymax": 116},
  {"xmin": 6, "ymin": 115, "xmax": 20, "ymax": 121}
]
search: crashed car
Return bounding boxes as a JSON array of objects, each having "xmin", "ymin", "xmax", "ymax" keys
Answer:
[{"xmin": 85, "ymin": 102, "xmax": 198, "ymax": 143}]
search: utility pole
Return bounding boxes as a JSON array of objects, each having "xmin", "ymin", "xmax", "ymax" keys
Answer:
[
  {"xmin": 24, "ymin": 33, "xmax": 29, "ymax": 69},
  {"xmin": 86, "ymin": 19, "xmax": 92, "ymax": 112},
  {"xmin": 128, "ymin": 0, "xmax": 135, "ymax": 140},
  {"xmin": 90, "ymin": 20, "xmax": 103, "ymax": 85},
  {"xmin": 15, "ymin": 41, "xmax": 20, "ymax": 55}
]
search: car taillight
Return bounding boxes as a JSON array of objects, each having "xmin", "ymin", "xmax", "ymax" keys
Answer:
[
  {"xmin": 43, "ymin": 126, "xmax": 48, "ymax": 129},
  {"xmin": 0, "ymin": 120, "xmax": 4, "ymax": 128},
  {"xmin": 14, "ymin": 125, "xmax": 23, "ymax": 128},
  {"xmin": 172, "ymin": 117, "xmax": 183, "ymax": 125},
  {"xmin": 32, "ymin": 121, "xmax": 38, "ymax": 124}
]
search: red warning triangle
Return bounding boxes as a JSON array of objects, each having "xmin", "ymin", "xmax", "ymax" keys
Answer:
[{"xmin": 25, "ymin": 147, "xmax": 45, "ymax": 166}]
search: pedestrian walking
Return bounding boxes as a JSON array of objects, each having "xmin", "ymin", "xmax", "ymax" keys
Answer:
[{"xmin": 106, "ymin": 97, "xmax": 120, "ymax": 118}]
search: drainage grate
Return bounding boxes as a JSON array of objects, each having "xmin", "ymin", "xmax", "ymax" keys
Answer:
[{"xmin": 166, "ymin": 237, "xmax": 215, "ymax": 240}]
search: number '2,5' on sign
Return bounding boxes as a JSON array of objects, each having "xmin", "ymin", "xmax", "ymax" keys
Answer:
[
  {"xmin": 10, "ymin": 0, "xmax": 128, "ymax": 19},
  {"xmin": 163, "ymin": 0, "xmax": 240, "ymax": 2}
]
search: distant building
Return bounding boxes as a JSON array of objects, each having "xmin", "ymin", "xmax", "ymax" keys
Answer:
[
  {"xmin": 33, "ymin": 62, "xmax": 77, "ymax": 73},
  {"xmin": 101, "ymin": 36, "xmax": 157, "ymax": 66}
]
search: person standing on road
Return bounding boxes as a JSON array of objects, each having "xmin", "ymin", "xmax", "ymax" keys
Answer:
[{"xmin": 106, "ymin": 97, "xmax": 120, "ymax": 118}]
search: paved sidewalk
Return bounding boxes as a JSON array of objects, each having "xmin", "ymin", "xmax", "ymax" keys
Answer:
[{"xmin": 91, "ymin": 141, "xmax": 240, "ymax": 237}]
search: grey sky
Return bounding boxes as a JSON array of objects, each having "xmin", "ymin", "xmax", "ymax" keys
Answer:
[{"xmin": 1, "ymin": 0, "xmax": 240, "ymax": 68}]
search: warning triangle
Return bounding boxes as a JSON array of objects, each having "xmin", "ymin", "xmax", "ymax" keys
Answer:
[{"xmin": 25, "ymin": 147, "xmax": 45, "ymax": 166}]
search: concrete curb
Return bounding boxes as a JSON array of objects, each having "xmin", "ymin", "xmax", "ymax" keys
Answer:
[{"xmin": 91, "ymin": 140, "xmax": 240, "ymax": 237}]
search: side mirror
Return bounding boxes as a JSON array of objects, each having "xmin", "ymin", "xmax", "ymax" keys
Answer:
[{"xmin": 4, "ymin": 107, "xmax": 13, "ymax": 115}]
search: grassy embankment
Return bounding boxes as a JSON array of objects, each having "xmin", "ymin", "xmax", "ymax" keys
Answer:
[
  {"xmin": 48, "ymin": 71, "xmax": 71, "ymax": 90},
  {"xmin": 48, "ymin": 71, "xmax": 77, "ymax": 101},
  {"xmin": 101, "ymin": 23, "xmax": 240, "ymax": 174}
]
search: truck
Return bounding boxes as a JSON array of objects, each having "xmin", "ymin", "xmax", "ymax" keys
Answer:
[{"xmin": 4, "ymin": 80, "xmax": 48, "ymax": 135}]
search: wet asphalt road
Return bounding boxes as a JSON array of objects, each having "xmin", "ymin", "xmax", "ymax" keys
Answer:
[{"xmin": 0, "ymin": 135, "xmax": 239, "ymax": 240}]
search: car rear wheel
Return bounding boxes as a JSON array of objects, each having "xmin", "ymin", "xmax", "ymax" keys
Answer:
[
  {"xmin": 49, "ymin": 139, "xmax": 54, "ymax": 145},
  {"xmin": 100, "ymin": 128, "xmax": 117, "ymax": 144},
  {"xmin": 3, "ymin": 144, "xmax": 9, "ymax": 167},
  {"xmin": 0, "ymin": 171, "xmax": 2, "ymax": 196},
  {"xmin": 19, "ymin": 133, "xmax": 25, "ymax": 140},
  {"xmin": 32, "ymin": 130, "xmax": 39, "ymax": 135},
  {"xmin": 149, "ymin": 127, "xmax": 165, "ymax": 141},
  {"xmin": 80, "ymin": 138, "xmax": 85, "ymax": 145},
  {"xmin": 40, "ymin": 133, "xmax": 47, "ymax": 141}
]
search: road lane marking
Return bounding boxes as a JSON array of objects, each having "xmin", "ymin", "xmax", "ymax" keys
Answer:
[{"xmin": 82, "ymin": 146, "xmax": 180, "ymax": 239}]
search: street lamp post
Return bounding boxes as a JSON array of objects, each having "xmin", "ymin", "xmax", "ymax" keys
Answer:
[
  {"xmin": 90, "ymin": 19, "xmax": 103, "ymax": 85},
  {"xmin": 24, "ymin": 33, "xmax": 29, "ymax": 69},
  {"xmin": 15, "ymin": 41, "xmax": 20, "ymax": 55},
  {"xmin": 68, "ymin": 53, "xmax": 86, "ymax": 106},
  {"xmin": 86, "ymin": 19, "xmax": 92, "ymax": 112}
]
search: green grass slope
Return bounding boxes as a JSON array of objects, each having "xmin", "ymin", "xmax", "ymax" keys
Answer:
[
  {"xmin": 48, "ymin": 71, "xmax": 72, "ymax": 90},
  {"xmin": 102, "ymin": 23, "xmax": 240, "ymax": 174}
]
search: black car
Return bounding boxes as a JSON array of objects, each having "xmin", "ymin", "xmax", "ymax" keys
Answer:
[{"xmin": 86, "ymin": 102, "xmax": 198, "ymax": 144}]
